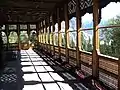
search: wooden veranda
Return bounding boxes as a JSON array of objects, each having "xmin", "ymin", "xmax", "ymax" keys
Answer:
[{"xmin": 0, "ymin": 0, "xmax": 120, "ymax": 90}]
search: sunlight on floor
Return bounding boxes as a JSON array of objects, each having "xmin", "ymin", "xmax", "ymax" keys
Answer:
[
  {"xmin": 21, "ymin": 49, "xmax": 74, "ymax": 90},
  {"xmin": 23, "ymin": 84, "xmax": 44, "ymax": 90}
]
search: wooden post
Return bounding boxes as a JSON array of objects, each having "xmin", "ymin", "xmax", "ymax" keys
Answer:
[
  {"xmin": 44, "ymin": 21, "xmax": 46, "ymax": 44},
  {"xmin": 42, "ymin": 21, "xmax": 44, "ymax": 44},
  {"xmin": 17, "ymin": 24, "xmax": 21, "ymax": 50},
  {"xmin": 36, "ymin": 23, "xmax": 39, "ymax": 48},
  {"xmin": 48, "ymin": 16, "xmax": 51, "ymax": 54},
  {"xmin": 57, "ymin": 8, "xmax": 61, "ymax": 59},
  {"xmin": 118, "ymin": 57, "xmax": 120, "ymax": 90},
  {"xmin": 92, "ymin": 0, "xmax": 100, "ymax": 79},
  {"xmin": 45, "ymin": 20, "xmax": 47, "ymax": 44},
  {"xmin": 52, "ymin": 14, "xmax": 55, "ymax": 56},
  {"xmin": 39, "ymin": 23, "xmax": 41, "ymax": 44},
  {"xmin": 43, "ymin": 21, "xmax": 46, "ymax": 49},
  {"xmin": 45, "ymin": 20, "xmax": 47, "ymax": 51},
  {"xmin": 5, "ymin": 24, "xmax": 9, "ymax": 50},
  {"xmin": 42, "ymin": 21, "xmax": 45, "ymax": 44},
  {"xmin": 64, "ymin": 3, "xmax": 69, "ymax": 62},
  {"xmin": 76, "ymin": 0, "xmax": 81, "ymax": 68},
  {"xmin": 45, "ymin": 20, "xmax": 48, "ymax": 51},
  {"xmin": 39, "ymin": 22, "xmax": 42, "ymax": 45},
  {"xmin": 27, "ymin": 24, "xmax": 30, "ymax": 49}
]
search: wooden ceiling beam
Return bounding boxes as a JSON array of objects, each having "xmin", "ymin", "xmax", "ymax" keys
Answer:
[
  {"xmin": 24, "ymin": 0, "xmax": 61, "ymax": 3},
  {"xmin": 4, "ymin": 7, "xmax": 51, "ymax": 11}
]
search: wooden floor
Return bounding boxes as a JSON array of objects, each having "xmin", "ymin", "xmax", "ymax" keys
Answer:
[{"xmin": 0, "ymin": 49, "xmax": 107, "ymax": 90}]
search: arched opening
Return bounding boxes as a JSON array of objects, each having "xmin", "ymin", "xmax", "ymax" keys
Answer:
[
  {"xmin": 9, "ymin": 31, "xmax": 18, "ymax": 44},
  {"xmin": 30, "ymin": 30, "xmax": 37, "ymax": 47},
  {"xmin": 1, "ymin": 31, "xmax": 7, "ymax": 44},
  {"xmin": 8, "ymin": 31, "xmax": 18, "ymax": 50},
  {"xmin": 81, "ymin": 13, "xmax": 93, "ymax": 52},
  {"xmin": 54, "ymin": 23, "xmax": 58, "ymax": 46},
  {"xmin": 69, "ymin": 17, "xmax": 76, "ymax": 48},
  {"xmin": 20, "ymin": 31, "xmax": 29, "ymax": 50},
  {"xmin": 99, "ymin": 2, "xmax": 120, "ymax": 58},
  {"xmin": 61, "ymin": 21, "xmax": 65, "ymax": 47}
]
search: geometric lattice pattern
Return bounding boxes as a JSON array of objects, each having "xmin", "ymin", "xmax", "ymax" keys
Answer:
[
  {"xmin": 0, "ymin": 74, "xmax": 17, "ymax": 83},
  {"xmin": 68, "ymin": 0, "xmax": 76, "ymax": 14},
  {"xmin": 68, "ymin": 0, "xmax": 93, "ymax": 14},
  {"xmin": 80, "ymin": 0, "xmax": 93, "ymax": 10},
  {"xmin": 0, "ymin": 68, "xmax": 17, "ymax": 83}
]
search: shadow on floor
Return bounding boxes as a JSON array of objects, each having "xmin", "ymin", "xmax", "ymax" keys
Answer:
[{"xmin": 0, "ymin": 49, "xmax": 107, "ymax": 90}]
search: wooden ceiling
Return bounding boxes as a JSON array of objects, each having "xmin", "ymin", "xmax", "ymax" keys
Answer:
[{"xmin": 0, "ymin": 0, "xmax": 65, "ymax": 23}]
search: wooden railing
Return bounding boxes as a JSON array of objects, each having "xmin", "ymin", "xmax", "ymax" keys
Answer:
[{"xmin": 39, "ymin": 43, "xmax": 119, "ymax": 89}]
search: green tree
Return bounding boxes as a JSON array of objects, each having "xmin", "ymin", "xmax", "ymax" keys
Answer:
[
  {"xmin": 87, "ymin": 37, "xmax": 92, "ymax": 52},
  {"xmin": 100, "ymin": 16, "xmax": 120, "ymax": 58},
  {"xmin": 81, "ymin": 31, "xmax": 87, "ymax": 51}
]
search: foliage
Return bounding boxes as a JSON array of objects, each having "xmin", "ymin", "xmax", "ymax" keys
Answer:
[
  {"xmin": 100, "ymin": 16, "xmax": 120, "ymax": 58},
  {"xmin": 81, "ymin": 31, "xmax": 93, "ymax": 52},
  {"xmin": 30, "ymin": 31, "xmax": 37, "ymax": 44},
  {"xmin": 20, "ymin": 31, "xmax": 29, "ymax": 43},
  {"xmin": 9, "ymin": 31, "xmax": 18, "ymax": 43}
]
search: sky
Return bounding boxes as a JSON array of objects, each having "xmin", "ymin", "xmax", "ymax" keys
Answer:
[
  {"xmin": 82, "ymin": 2, "xmax": 120, "ymax": 22},
  {"xmin": 58, "ymin": 2, "xmax": 120, "ymax": 32}
]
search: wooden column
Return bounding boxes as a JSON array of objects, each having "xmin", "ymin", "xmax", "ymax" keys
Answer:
[
  {"xmin": 118, "ymin": 57, "xmax": 120, "ymax": 90},
  {"xmin": 52, "ymin": 14, "xmax": 55, "ymax": 56},
  {"xmin": 45, "ymin": 20, "xmax": 48, "ymax": 51},
  {"xmin": 27, "ymin": 24, "xmax": 30, "ymax": 48},
  {"xmin": 39, "ymin": 22, "xmax": 42, "ymax": 45},
  {"xmin": 42, "ymin": 21, "xmax": 45, "ymax": 49},
  {"xmin": 39, "ymin": 23, "xmax": 41, "ymax": 44},
  {"xmin": 92, "ymin": 0, "xmax": 100, "ymax": 79},
  {"xmin": 44, "ymin": 21, "xmax": 46, "ymax": 44},
  {"xmin": 42, "ymin": 21, "xmax": 44, "ymax": 44},
  {"xmin": 36, "ymin": 23, "xmax": 39, "ymax": 48},
  {"xmin": 57, "ymin": 8, "xmax": 61, "ymax": 59},
  {"xmin": 76, "ymin": 0, "xmax": 81, "ymax": 68},
  {"xmin": 42, "ymin": 21, "xmax": 45, "ymax": 44},
  {"xmin": 17, "ymin": 24, "xmax": 21, "ymax": 50},
  {"xmin": 45, "ymin": 20, "xmax": 47, "ymax": 44},
  {"xmin": 5, "ymin": 24, "xmax": 9, "ymax": 50},
  {"xmin": 64, "ymin": 3, "xmax": 69, "ymax": 62},
  {"xmin": 48, "ymin": 16, "xmax": 51, "ymax": 54}
]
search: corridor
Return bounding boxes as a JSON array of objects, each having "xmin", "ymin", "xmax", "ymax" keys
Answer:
[{"xmin": 0, "ymin": 49, "xmax": 89, "ymax": 90}]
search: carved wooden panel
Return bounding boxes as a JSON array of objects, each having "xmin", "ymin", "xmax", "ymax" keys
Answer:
[
  {"xmin": 81, "ymin": 64, "xmax": 92, "ymax": 75},
  {"xmin": 9, "ymin": 25, "xmax": 17, "ymax": 30},
  {"xmin": 69, "ymin": 49, "xmax": 76, "ymax": 58},
  {"xmin": 79, "ymin": 0, "xmax": 93, "ymax": 10},
  {"xmin": 68, "ymin": 0, "xmax": 93, "ymax": 14},
  {"xmin": 99, "ymin": 71, "xmax": 118, "ymax": 90},
  {"xmin": 60, "ymin": 47, "xmax": 66, "ymax": 55},
  {"xmin": 99, "ymin": 57, "xmax": 118, "ymax": 75},
  {"xmin": 69, "ymin": 58, "xmax": 77, "ymax": 66},
  {"xmin": 68, "ymin": 0, "xmax": 76, "ymax": 14},
  {"xmin": 61, "ymin": 55, "xmax": 66, "ymax": 61},
  {"xmin": 55, "ymin": 46, "xmax": 59, "ymax": 52},
  {"xmin": 30, "ymin": 24, "xmax": 36, "ymax": 29},
  {"xmin": 80, "ymin": 52, "xmax": 92, "ymax": 65}
]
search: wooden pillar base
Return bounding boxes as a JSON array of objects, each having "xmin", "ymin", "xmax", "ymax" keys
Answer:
[
  {"xmin": 92, "ymin": 49, "xmax": 99, "ymax": 79},
  {"xmin": 76, "ymin": 47, "xmax": 80, "ymax": 68},
  {"xmin": 118, "ymin": 57, "xmax": 120, "ymax": 90}
]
